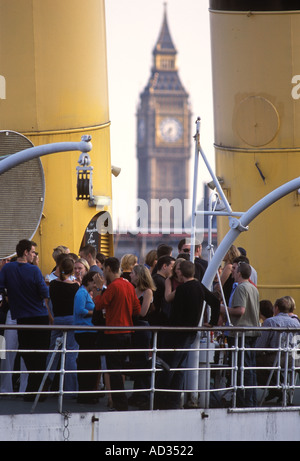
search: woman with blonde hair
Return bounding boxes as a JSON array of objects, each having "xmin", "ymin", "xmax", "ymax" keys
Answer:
[
  {"xmin": 130, "ymin": 264, "xmax": 156, "ymax": 318},
  {"xmin": 121, "ymin": 254, "xmax": 138, "ymax": 281},
  {"xmin": 129, "ymin": 264, "xmax": 156, "ymax": 408},
  {"xmin": 74, "ymin": 258, "xmax": 90, "ymax": 285},
  {"xmin": 45, "ymin": 246, "xmax": 70, "ymax": 284},
  {"xmin": 216, "ymin": 245, "xmax": 241, "ymax": 304}
]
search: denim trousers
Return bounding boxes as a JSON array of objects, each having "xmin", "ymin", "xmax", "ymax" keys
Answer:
[{"xmin": 47, "ymin": 315, "xmax": 79, "ymax": 394}]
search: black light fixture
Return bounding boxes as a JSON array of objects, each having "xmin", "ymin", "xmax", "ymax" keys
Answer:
[{"xmin": 76, "ymin": 146, "xmax": 93, "ymax": 201}]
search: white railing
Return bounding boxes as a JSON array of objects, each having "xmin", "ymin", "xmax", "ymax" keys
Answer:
[{"xmin": 0, "ymin": 324, "xmax": 300, "ymax": 414}]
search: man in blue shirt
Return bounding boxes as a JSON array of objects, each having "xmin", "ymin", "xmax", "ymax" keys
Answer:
[
  {"xmin": 255, "ymin": 296, "xmax": 300, "ymax": 402},
  {"xmin": 0, "ymin": 239, "xmax": 51, "ymax": 400}
]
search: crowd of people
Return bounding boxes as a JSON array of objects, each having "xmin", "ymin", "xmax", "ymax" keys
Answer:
[
  {"xmin": 214, "ymin": 245, "xmax": 300, "ymax": 407},
  {"xmin": 0, "ymin": 239, "xmax": 298, "ymax": 410}
]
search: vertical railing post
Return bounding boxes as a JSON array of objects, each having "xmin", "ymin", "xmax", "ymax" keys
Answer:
[
  {"xmin": 58, "ymin": 331, "xmax": 68, "ymax": 413},
  {"xmin": 276, "ymin": 333, "xmax": 283, "ymax": 390},
  {"xmin": 149, "ymin": 331, "xmax": 158, "ymax": 411},
  {"xmin": 232, "ymin": 333, "xmax": 238, "ymax": 408},
  {"xmin": 282, "ymin": 333, "xmax": 290, "ymax": 407},
  {"xmin": 205, "ymin": 333, "xmax": 210, "ymax": 409},
  {"xmin": 240, "ymin": 332, "xmax": 245, "ymax": 404},
  {"xmin": 289, "ymin": 334, "xmax": 297, "ymax": 404}
]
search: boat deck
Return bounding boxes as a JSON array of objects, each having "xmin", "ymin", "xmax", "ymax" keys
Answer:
[{"xmin": 1, "ymin": 381, "xmax": 300, "ymax": 416}]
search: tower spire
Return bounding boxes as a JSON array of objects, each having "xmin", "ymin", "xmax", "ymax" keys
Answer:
[
  {"xmin": 154, "ymin": 2, "xmax": 176, "ymax": 55},
  {"xmin": 163, "ymin": 2, "xmax": 167, "ymax": 17}
]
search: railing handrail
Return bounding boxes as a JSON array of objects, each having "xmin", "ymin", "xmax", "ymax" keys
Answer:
[
  {"xmin": 1, "ymin": 324, "xmax": 300, "ymax": 414},
  {"xmin": 1, "ymin": 324, "xmax": 300, "ymax": 332}
]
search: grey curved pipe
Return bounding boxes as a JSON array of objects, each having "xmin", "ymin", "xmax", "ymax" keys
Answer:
[
  {"xmin": 202, "ymin": 175, "xmax": 300, "ymax": 291},
  {"xmin": 0, "ymin": 136, "xmax": 92, "ymax": 175}
]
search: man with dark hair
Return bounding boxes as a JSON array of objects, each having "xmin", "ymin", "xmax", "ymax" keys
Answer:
[
  {"xmin": 15, "ymin": 239, "xmax": 35, "ymax": 258},
  {"xmin": 177, "ymin": 237, "xmax": 208, "ymax": 282},
  {"xmin": 155, "ymin": 260, "xmax": 220, "ymax": 409},
  {"xmin": 151, "ymin": 255, "xmax": 175, "ymax": 325},
  {"xmin": 96, "ymin": 252, "xmax": 106, "ymax": 269},
  {"xmin": 156, "ymin": 243, "xmax": 172, "ymax": 259},
  {"xmin": 222, "ymin": 261, "xmax": 260, "ymax": 407},
  {"xmin": 103, "ymin": 256, "xmax": 120, "ymax": 274},
  {"xmin": 151, "ymin": 244, "xmax": 173, "ymax": 276},
  {"xmin": 79, "ymin": 244, "xmax": 103, "ymax": 275},
  {"xmin": 237, "ymin": 247, "xmax": 258, "ymax": 285},
  {"xmin": 93, "ymin": 257, "xmax": 141, "ymax": 410},
  {"xmin": 0, "ymin": 239, "xmax": 51, "ymax": 400},
  {"xmin": 171, "ymin": 260, "xmax": 220, "ymax": 328}
]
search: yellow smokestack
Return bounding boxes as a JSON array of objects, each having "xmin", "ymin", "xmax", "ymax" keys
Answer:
[
  {"xmin": 209, "ymin": 2, "xmax": 300, "ymax": 308},
  {"xmin": 0, "ymin": 0, "xmax": 113, "ymax": 273}
]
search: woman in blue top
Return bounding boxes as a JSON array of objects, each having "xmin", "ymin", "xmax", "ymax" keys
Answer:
[{"xmin": 73, "ymin": 271, "xmax": 101, "ymax": 404}]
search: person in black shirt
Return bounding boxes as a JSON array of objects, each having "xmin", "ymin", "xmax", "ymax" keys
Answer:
[
  {"xmin": 155, "ymin": 260, "xmax": 220, "ymax": 409},
  {"xmin": 151, "ymin": 255, "xmax": 175, "ymax": 326},
  {"xmin": 47, "ymin": 257, "xmax": 79, "ymax": 394},
  {"xmin": 177, "ymin": 238, "xmax": 208, "ymax": 282}
]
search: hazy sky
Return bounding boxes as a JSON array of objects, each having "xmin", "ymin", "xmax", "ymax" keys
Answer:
[{"xmin": 105, "ymin": 0, "xmax": 215, "ymax": 232}]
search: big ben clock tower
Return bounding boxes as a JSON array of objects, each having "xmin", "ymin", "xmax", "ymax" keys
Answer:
[{"xmin": 137, "ymin": 6, "xmax": 192, "ymax": 231}]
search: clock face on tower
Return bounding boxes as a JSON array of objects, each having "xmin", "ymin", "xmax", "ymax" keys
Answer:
[{"xmin": 159, "ymin": 117, "xmax": 183, "ymax": 143}]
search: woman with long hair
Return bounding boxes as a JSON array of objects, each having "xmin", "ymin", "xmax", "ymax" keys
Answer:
[
  {"xmin": 129, "ymin": 264, "xmax": 156, "ymax": 409},
  {"xmin": 144, "ymin": 249, "xmax": 157, "ymax": 275},
  {"xmin": 130, "ymin": 264, "xmax": 156, "ymax": 319},
  {"xmin": 47, "ymin": 257, "xmax": 79, "ymax": 396}
]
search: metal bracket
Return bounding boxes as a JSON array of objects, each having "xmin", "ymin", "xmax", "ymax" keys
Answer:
[{"xmin": 229, "ymin": 217, "xmax": 249, "ymax": 232}]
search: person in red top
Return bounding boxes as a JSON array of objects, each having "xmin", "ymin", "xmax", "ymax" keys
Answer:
[{"xmin": 93, "ymin": 257, "xmax": 141, "ymax": 410}]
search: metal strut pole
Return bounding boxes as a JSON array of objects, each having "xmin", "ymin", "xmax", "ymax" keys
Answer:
[
  {"xmin": 188, "ymin": 118, "xmax": 300, "ymax": 406},
  {"xmin": 190, "ymin": 118, "xmax": 201, "ymax": 263},
  {"xmin": 0, "ymin": 135, "xmax": 92, "ymax": 176}
]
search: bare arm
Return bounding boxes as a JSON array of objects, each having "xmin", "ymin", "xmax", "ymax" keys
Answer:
[{"xmin": 220, "ymin": 304, "xmax": 245, "ymax": 318}]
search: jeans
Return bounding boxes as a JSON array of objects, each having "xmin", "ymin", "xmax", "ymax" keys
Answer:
[{"xmin": 47, "ymin": 315, "xmax": 79, "ymax": 394}]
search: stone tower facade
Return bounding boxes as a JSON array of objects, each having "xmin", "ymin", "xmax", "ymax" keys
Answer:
[{"xmin": 137, "ymin": 7, "xmax": 192, "ymax": 232}]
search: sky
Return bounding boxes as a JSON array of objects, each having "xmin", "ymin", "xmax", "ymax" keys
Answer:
[{"xmin": 105, "ymin": 0, "xmax": 215, "ymax": 232}]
